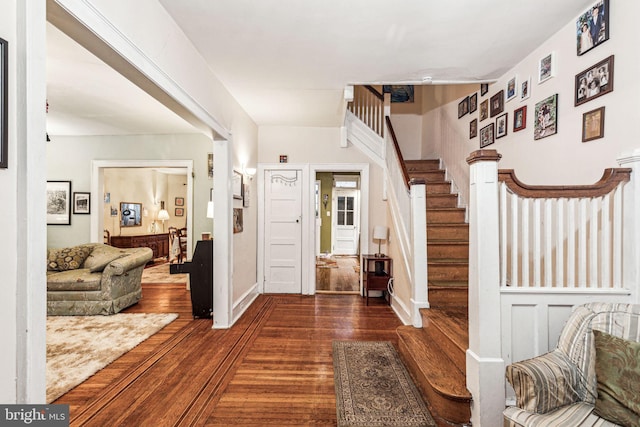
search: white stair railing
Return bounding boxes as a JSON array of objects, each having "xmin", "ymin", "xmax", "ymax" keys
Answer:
[{"xmin": 348, "ymin": 85, "xmax": 384, "ymax": 137}]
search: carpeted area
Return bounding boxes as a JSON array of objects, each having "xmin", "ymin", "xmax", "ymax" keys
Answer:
[
  {"xmin": 142, "ymin": 262, "xmax": 188, "ymax": 284},
  {"xmin": 46, "ymin": 312, "xmax": 178, "ymax": 403},
  {"xmin": 332, "ymin": 341, "xmax": 435, "ymax": 427}
]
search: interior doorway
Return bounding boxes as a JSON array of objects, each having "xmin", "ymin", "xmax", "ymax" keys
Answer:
[{"xmin": 315, "ymin": 172, "xmax": 361, "ymax": 294}]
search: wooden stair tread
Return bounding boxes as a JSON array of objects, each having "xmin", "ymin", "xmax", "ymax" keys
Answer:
[
  {"xmin": 428, "ymin": 258, "xmax": 468, "ymax": 264},
  {"xmin": 397, "ymin": 326, "xmax": 471, "ymax": 401},
  {"xmin": 421, "ymin": 307, "xmax": 469, "ymax": 351},
  {"xmin": 429, "ymin": 280, "xmax": 469, "ymax": 287}
]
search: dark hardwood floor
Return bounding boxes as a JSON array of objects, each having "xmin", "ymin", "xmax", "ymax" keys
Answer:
[
  {"xmin": 315, "ymin": 255, "xmax": 360, "ymax": 293},
  {"xmin": 54, "ymin": 283, "xmax": 401, "ymax": 426}
]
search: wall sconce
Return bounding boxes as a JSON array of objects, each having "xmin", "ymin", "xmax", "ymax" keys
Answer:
[
  {"xmin": 322, "ymin": 194, "xmax": 329, "ymax": 209},
  {"xmin": 244, "ymin": 167, "xmax": 256, "ymax": 181}
]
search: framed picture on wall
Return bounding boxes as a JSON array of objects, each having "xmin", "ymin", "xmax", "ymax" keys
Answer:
[
  {"xmin": 479, "ymin": 99, "xmax": 489, "ymax": 121},
  {"xmin": 207, "ymin": 153, "xmax": 213, "ymax": 178},
  {"xmin": 479, "ymin": 123, "xmax": 495, "ymax": 148},
  {"xmin": 490, "ymin": 90, "xmax": 504, "ymax": 117},
  {"xmin": 534, "ymin": 94, "xmax": 558, "ymax": 140},
  {"xmin": 575, "ymin": 55, "xmax": 614, "ymax": 106},
  {"xmin": 232, "ymin": 170, "xmax": 243, "ymax": 200},
  {"xmin": 469, "ymin": 118, "xmax": 478, "ymax": 139},
  {"xmin": 175, "ymin": 197, "xmax": 184, "ymax": 206},
  {"xmin": 538, "ymin": 52, "xmax": 556, "ymax": 84},
  {"xmin": 480, "ymin": 83, "xmax": 489, "ymax": 96},
  {"xmin": 496, "ymin": 113, "xmax": 508, "ymax": 139},
  {"xmin": 520, "ymin": 76, "xmax": 531, "ymax": 101},
  {"xmin": 72, "ymin": 192, "xmax": 90, "ymax": 214},
  {"xmin": 175, "ymin": 207, "xmax": 184, "ymax": 217},
  {"xmin": 233, "ymin": 208, "xmax": 243, "ymax": 233},
  {"xmin": 514, "ymin": 106, "xmax": 527, "ymax": 132},
  {"xmin": 469, "ymin": 93, "xmax": 478, "ymax": 113},
  {"xmin": 576, "ymin": 0, "xmax": 609, "ymax": 56},
  {"xmin": 506, "ymin": 76, "xmax": 517, "ymax": 102},
  {"xmin": 458, "ymin": 96, "xmax": 469, "ymax": 118},
  {"xmin": 47, "ymin": 181, "xmax": 72, "ymax": 225},
  {"xmin": 582, "ymin": 106, "xmax": 605, "ymax": 142}
]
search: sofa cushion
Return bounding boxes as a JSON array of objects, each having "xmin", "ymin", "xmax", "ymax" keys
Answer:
[
  {"xmin": 84, "ymin": 244, "xmax": 127, "ymax": 272},
  {"xmin": 47, "ymin": 245, "xmax": 93, "ymax": 271},
  {"xmin": 46, "ymin": 269, "xmax": 102, "ymax": 291},
  {"xmin": 593, "ymin": 330, "xmax": 640, "ymax": 426}
]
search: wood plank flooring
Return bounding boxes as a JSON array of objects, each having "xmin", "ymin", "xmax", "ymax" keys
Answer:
[
  {"xmin": 315, "ymin": 255, "xmax": 360, "ymax": 293},
  {"xmin": 54, "ymin": 283, "xmax": 401, "ymax": 426}
]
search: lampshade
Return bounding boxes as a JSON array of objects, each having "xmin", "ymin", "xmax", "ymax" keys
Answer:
[
  {"xmin": 373, "ymin": 225, "xmax": 388, "ymax": 241},
  {"xmin": 206, "ymin": 201, "xmax": 214, "ymax": 218},
  {"xmin": 157, "ymin": 209, "xmax": 170, "ymax": 221}
]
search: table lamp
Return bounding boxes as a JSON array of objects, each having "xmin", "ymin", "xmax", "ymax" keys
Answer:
[
  {"xmin": 157, "ymin": 201, "xmax": 170, "ymax": 232},
  {"xmin": 373, "ymin": 225, "xmax": 388, "ymax": 257}
]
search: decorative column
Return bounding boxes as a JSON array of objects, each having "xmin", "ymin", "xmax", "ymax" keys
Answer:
[
  {"xmin": 465, "ymin": 149, "xmax": 504, "ymax": 426},
  {"xmin": 617, "ymin": 148, "xmax": 640, "ymax": 303}
]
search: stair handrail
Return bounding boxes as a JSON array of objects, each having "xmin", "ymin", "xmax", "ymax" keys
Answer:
[
  {"xmin": 348, "ymin": 85, "xmax": 385, "ymax": 137},
  {"xmin": 385, "ymin": 116, "xmax": 417, "ymax": 189}
]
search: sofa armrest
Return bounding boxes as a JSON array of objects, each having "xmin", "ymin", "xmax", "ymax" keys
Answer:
[
  {"xmin": 506, "ymin": 349, "xmax": 585, "ymax": 414},
  {"xmin": 106, "ymin": 247, "xmax": 153, "ymax": 275}
]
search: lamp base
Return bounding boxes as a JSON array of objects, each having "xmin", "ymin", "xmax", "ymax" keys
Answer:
[{"xmin": 374, "ymin": 253, "xmax": 385, "ymax": 258}]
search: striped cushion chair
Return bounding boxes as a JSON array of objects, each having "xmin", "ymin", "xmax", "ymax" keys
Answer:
[{"xmin": 503, "ymin": 302, "xmax": 640, "ymax": 427}]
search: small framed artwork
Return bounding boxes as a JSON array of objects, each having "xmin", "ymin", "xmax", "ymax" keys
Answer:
[
  {"xmin": 520, "ymin": 77, "xmax": 531, "ymax": 101},
  {"xmin": 72, "ymin": 192, "xmax": 90, "ymax": 214},
  {"xmin": 382, "ymin": 85, "xmax": 415, "ymax": 103},
  {"xmin": 513, "ymin": 106, "xmax": 527, "ymax": 132},
  {"xmin": 0, "ymin": 38, "xmax": 7, "ymax": 169},
  {"xmin": 469, "ymin": 93, "xmax": 478, "ymax": 113},
  {"xmin": 575, "ymin": 55, "xmax": 613, "ymax": 106},
  {"xmin": 233, "ymin": 208, "xmax": 243, "ymax": 233},
  {"xmin": 47, "ymin": 181, "xmax": 72, "ymax": 225},
  {"xmin": 110, "ymin": 206, "xmax": 118, "ymax": 217},
  {"xmin": 458, "ymin": 96, "xmax": 469, "ymax": 119},
  {"xmin": 534, "ymin": 94, "xmax": 558, "ymax": 140},
  {"xmin": 469, "ymin": 118, "xmax": 478, "ymax": 139},
  {"xmin": 490, "ymin": 90, "xmax": 504, "ymax": 118},
  {"xmin": 175, "ymin": 207, "xmax": 184, "ymax": 217},
  {"xmin": 576, "ymin": 0, "xmax": 609, "ymax": 56},
  {"xmin": 233, "ymin": 170, "xmax": 243, "ymax": 200},
  {"xmin": 480, "ymin": 83, "xmax": 489, "ymax": 96},
  {"xmin": 207, "ymin": 153, "xmax": 213, "ymax": 179},
  {"xmin": 496, "ymin": 113, "xmax": 508, "ymax": 139},
  {"xmin": 506, "ymin": 76, "xmax": 517, "ymax": 102},
  {"xmin": 175, "ymin": 197, "xmax": 184, "ymax": 206},
  {"xmin": 104, "ymin": 192, "xmax": 110, "ymax": 204},
  {"xmin": 582, "ymin": 106, "xmax": 605, "ymax": 142},
  {"xmin": 479, "ymin": 99, "xmax": 489, "ymax": 121},
  {"xmin": 538, "ymin": 52, "xmax": 556, "ymax": 84},
  {"xmin": 279, "ymin": 155, "xmax": 288, "ymax": 163},
  {"xmin": 479, "ymin": 123, "xmax": 495, "ymax": 148}
]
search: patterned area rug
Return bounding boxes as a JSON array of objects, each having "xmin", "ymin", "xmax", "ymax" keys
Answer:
[
  {"xmin": 46, "ymin": 313, "xmax": 178, "ymax": 403},
  {"xmin": 142, "ymin": 262, "xmax": 188, "ymax": 283},
  {"xmin": 333, "ymin": 341, "xmax": 435, "ymax": 427}
]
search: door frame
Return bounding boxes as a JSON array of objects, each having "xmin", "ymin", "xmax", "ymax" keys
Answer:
[{"xmin": 258, "ymin": 163, "xmax": 369, "ymax": 296}]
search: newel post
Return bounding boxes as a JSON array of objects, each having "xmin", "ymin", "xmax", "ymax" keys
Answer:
[
  {"xmin": 410, "ymin": 180, "xmax": 429, "ymax": 326},
  {"xmin": 617, "ymin": 148, "xmax": 640, "ymax": 303},
  {"xmin": 465, "ymin": 149, "xmax": 504, "ymax": 426}
]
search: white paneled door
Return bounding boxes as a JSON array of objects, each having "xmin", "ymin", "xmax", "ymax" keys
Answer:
[
  {"xmin": 264, "ymin": 170, "xmax": 302, "ymax": 293},
  {"xmin": 332, "ymin": 188, "xmax": 359, "ymax": 255}
]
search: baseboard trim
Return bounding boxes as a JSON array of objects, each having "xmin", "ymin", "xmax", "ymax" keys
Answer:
[{"xmin": 233, "ymin": 283, "xmax": 260, "ymax": 324}]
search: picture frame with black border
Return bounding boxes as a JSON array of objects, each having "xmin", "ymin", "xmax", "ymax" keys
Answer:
[
  {"xmin": 175, "ymin": 197, "xmax": 184, "ymax": 206},
  {"xmin": 469, "ymin": 118, "xmax": 477, "ymax": 139},
  {"xmin": 47, "ymin": 181, "xmax": 72, "ymax": 225},
  {"xmin": 480, "ymin": 83, "xmax": 489, "ymax": 96},
  {"xmin": 232, "ymin": 170, "xmax": 243, "ymax": 200},
  {"xmin": 175, "ymin": 207, "xmax": 184, "ymax": 217},
  {"xmin": 513, "ymin": 106, "xmax": 527, "ymax": 132},
  {"xmin": 538, "ymin": 52, "xmax": 556, "ymax": 84},
  {"xmin": 576, "ymin": 0, "xmax": 609, "ymax": 56},
  {"xmin": 582, "ymin": 106, "xmax": 605, "ymax": 142},
  {"xmin": 575, "ymin": 55, "xmax": 613, "ymax": 106},
  {"xmin": 72, "ymin": 192, "xmax": 91, "ymax": 214},
  {"xmin": 458, "ymin": 96, "xmax": 469, "ymax": 119},
  {"xmin": 520, "ymin": 76, "xmax": 531, "ymax": 101},
  {"xmin": 479, "ymin": 123, "xmax": 495, "ymax": 148},
  {"xmin": 490, "ymin": 90, "xmax": 504, "ymax": 118},
  {"xmin": 469, "ymin": 93, "xmax": 477, "ymax": 113},
  {"xmin": 496, "ymin": 113, "xmax": 508, "ymax": 139}
]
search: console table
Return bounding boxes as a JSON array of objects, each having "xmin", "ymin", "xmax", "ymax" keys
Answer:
[
  {"xmin": 110, "ymin": 233, "xmax": 169, "ymax": 260},
  {"xmin": 362, "ymin": 254, "xmax": 393, "ymax": 305}
]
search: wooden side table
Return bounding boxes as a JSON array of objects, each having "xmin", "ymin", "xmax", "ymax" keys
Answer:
[{"xmin": 362, "ymin": 254, "xmax": 393, "ymax": 305}]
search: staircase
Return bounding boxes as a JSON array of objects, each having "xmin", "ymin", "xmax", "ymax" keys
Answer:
[{"xmin": 397, "ymin": 160, "xmax": 472, "ymax": 426}]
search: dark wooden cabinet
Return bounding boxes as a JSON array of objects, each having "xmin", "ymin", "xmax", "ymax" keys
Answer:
[
  {"xmin": 110, "ymin": 233, "xmax": 169, "ymax": 259},
  {"xmin": 362, "ymin": 254, "xmax": 393, "ymax": 305}
]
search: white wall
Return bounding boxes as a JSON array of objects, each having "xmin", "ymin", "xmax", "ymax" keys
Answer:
[{"xmin": 422, "ymin": 1, "xmax": 640, "ymax": 203}]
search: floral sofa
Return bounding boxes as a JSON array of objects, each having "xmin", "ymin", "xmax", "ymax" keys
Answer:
[
  {"xmin": 504, "ymin": 302, "xmax": 640, "ymax": 426},
  {"xmin": 47, "ymin": 243, "xmax": 153, "ymax": 315}
]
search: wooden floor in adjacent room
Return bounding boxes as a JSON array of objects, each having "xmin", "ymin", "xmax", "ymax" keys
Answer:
[
  {"xmin": 54, "ymin": 282, "xmax": 400, "ymax": 426},
  {"xmin": 315, "ymin": 255, "xmax": 360, "ymax": 293}
]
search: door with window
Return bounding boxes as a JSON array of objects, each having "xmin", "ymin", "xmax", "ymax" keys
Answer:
[
  {"xmin": 332, "ymin": 188, "xmax": 359, "ymax": 255},
  {"xmin": 264, "ymin": 170, "xmax": 302, "ymax": 293}
]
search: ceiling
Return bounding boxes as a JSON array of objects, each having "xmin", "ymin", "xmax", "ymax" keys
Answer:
[{"xmin": 46, "ymin": 0, "xmax": 595, "ymax": 136}]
